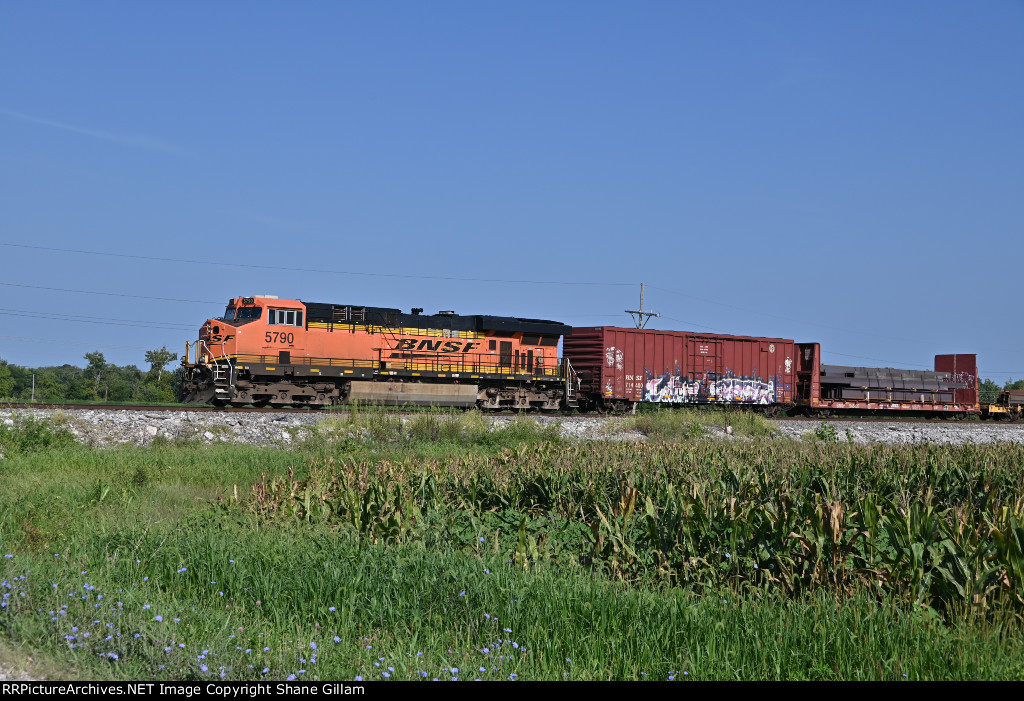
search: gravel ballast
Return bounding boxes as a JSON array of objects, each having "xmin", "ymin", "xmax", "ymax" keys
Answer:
[{"xmin": 2, "ymin": 408, "xmax": 1023, "ymax": 448}]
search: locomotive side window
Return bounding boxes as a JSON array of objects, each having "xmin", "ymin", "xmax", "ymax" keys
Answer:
[{"xmin": 268, "ymin": 309, "xmax": 303, "ymax": 327}]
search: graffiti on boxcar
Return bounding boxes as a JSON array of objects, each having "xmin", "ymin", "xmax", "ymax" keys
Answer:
[
  {"xmin": 643, "ymin": 371, "xmax": 776, "ymax": 405},
  {"xmin": 644, "ymin": 374, "xmax": 703, "ymax": 403},
  {"xmin": 710, "ymin": 377, "xmax": 776, "ymax": 404},
  {"xmin": 605, "ymin": 346, "xmax": 624, "ymax": 370}
]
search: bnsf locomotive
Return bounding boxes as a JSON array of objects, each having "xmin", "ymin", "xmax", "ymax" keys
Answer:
[
  {"xmin": 181, "ymin": 295, "xmax": 981, "ymax": 417},
  {"xmin": 180, "ymin": 295, "xmax": 575, "ymax": 409}
]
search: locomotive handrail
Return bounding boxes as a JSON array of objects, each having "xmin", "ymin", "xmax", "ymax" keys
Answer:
[{"xmin": 230, "ymin": 351, "xmax": 570, "ymax": 379}]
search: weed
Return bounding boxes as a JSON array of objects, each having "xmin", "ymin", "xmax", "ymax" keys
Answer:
[
  {"xmin": 0, "ymin": 414, "xmax": 76, "ymax": 459},
  {"xmin": 810, "ymin": 421, "xmax": 838, "ymax": 443}
]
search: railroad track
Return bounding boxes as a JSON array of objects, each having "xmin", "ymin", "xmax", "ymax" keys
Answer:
[{"xmin": 2, "ymin": 402, "xmax": 1019, "ymax": 425}]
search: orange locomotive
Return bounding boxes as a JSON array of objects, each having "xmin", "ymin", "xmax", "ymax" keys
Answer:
[{"xmin": 180, "ymin": 295, "xmax": 577, "ymax": 409}]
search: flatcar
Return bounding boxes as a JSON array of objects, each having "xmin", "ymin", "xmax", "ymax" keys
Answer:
[
  {"xmin": 796, "ymin": 344, "xmax": 978, "ymax": 418},
  {"xmin": 180, "ymin": 295, "xmax": 576, "ymax": 409}
]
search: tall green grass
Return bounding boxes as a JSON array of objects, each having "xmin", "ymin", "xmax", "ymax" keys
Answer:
[
  {"xmin": 1, "ymin": 414, "xmax": 1023, "ymax": 680},
  {"xmin": 3, "ymin": 527, "xmax": 1022, "ymax": 681}
]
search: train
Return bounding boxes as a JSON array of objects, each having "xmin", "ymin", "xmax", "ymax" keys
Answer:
[{"xmin": 180, "ymin": 294, "xmax": 991, "ymax": 418}]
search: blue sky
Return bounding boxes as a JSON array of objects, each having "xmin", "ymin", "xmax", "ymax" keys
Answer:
[{"xmin": 2, "ymin": 1, "xmax": 1022, "ymax": 382}]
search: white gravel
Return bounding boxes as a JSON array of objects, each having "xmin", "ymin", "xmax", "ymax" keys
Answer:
[{"xmin": 2, "ymin": 408, "xmax": 1023, "ymax": 448}]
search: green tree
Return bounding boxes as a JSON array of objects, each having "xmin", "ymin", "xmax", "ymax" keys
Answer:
[
  {"xmin": 0, "ymin": 360, "xmax": 14, "ymax": 398},
  {"xmin": 1005, "ymin": 378, "xmax": 1024, "ymax": 391},
  {"xmin": 34, "ymin": 371, "xmax": 67, "ymax": 402},
  {"xmin": 83, "ymin": 351, "xmax": 108, "ymax": 400},
  {"xmin": 979, "ymin": 378, "xmax": 1001, "ymax": 404},
  {"xmin": 145, "ymin": 346, "xmax": 177, "ymax": 382}
]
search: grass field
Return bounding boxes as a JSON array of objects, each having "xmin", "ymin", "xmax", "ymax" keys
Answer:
[{"xmin": 1, "ymin": 410, "xmax": 1022, "ymax": 681}]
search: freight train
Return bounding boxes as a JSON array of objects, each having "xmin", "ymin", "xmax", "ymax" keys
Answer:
[{"xmin": 180, "ymin": 294, "xmax": 984, "ymax": 417}]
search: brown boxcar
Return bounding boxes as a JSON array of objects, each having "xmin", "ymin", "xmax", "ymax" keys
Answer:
[
  {"xmin": 795, "ymin": 343, "xmax": 979, "ymax": 416},
  {"xmin": 563, "ymin": 326, "xmax": 798, "ymax": 412}
]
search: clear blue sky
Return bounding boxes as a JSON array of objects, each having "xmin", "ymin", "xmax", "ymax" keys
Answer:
[{"xmin": 2, "ymin": 1, "xmax": 1022, "ymax": 382}]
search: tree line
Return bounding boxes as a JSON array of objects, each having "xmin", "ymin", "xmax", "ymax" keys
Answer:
[
  {"xmin": 978, "ymin": 378, "xmax": 1024, "ymax": 404},
  {"xmin": 0, "ymin": 347, "xmax": 179, "ymax": 403}
]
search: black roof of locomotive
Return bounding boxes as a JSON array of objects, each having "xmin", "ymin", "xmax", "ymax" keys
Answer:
[{"xmin": 304, "ymin": 302, "xmax": 571, "ymax": 337}]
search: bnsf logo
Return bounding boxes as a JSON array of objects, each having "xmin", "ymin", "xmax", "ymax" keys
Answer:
[{"xmin": 393, "ymin": 339, "xmax": 480, "ymax": 353}]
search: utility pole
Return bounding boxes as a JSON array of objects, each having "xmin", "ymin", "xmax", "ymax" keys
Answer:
[
  {"xmin": 625, "ymin": 283, "xmax": 660, "ymax": 329},
  {"xmin": 31, "ymin": 373, "xmax": 35, "ymax": 402}
]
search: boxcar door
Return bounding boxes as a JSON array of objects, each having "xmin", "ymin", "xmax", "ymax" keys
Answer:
[{"xmin": 690, "ymin": 338, "xmax": 722, "ymax": 403}]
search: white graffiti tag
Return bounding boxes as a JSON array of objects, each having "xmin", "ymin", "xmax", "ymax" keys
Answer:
[
  {"xmin": 710, "ymin": 378, "xmax": 776, "ymax": 404},
  {"xmin": 644, "ymin": 375, "xmax": 703, "ymax": 403},
  {"xmin": 605, "ymin": 346, "xmax": 624, "ymax": 370},
  {"xmin": 643, "ymin": 373, "xmax": 776, "ymax": 405}
]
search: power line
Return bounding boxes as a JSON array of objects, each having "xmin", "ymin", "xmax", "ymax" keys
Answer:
[
  {"xmin": 0, "ymin": 281, "xmax": 219, "ymax": 304},
  {"xmin": 0, "ymin": 335, "xmax": 152, "ymax": 352},
  {"xmin": 0, "ymin": 308, "xmax": 196, "ymax": 330},
  {"xmin": 661, "ymin": 315, "xmax": 730, "ymax": 333},
  {"xmin": 822, "ymin": 351, "xmax": 930, "ymax": 369},
  {"xmin": 0, "ymin": 242, "xmax": 634, "ymax": 287},
  {"xmin": 649, "ymin": 284, "xmax": 931, "ymax": 346}
]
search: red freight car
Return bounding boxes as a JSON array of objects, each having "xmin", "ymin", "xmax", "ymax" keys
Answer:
[
  {"xmin": 563, "ymin": 327, "xmax": 798, "ymax": 413},
  {"xmin": 795, "ymin": 343, "xmax": 979, "ymax": 417}
]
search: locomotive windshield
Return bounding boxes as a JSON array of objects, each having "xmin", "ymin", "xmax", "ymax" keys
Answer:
[{"xmin": 237, "ymin": 307, "xmax": 262, "ymax": 320}]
